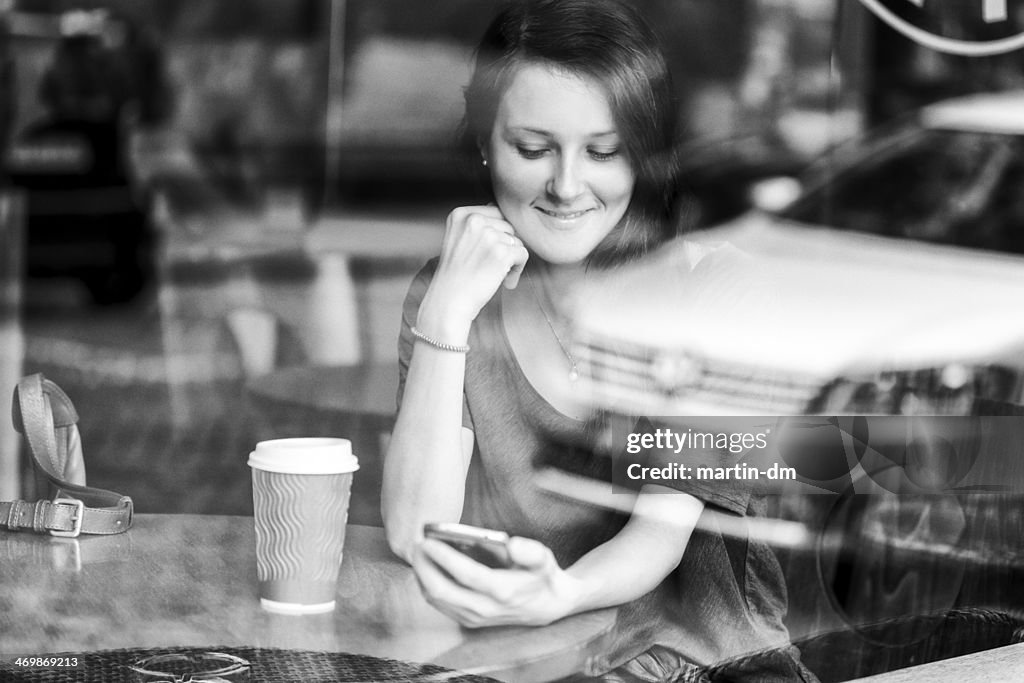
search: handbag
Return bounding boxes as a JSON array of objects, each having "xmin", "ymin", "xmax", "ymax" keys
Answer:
[{"xmin": 1, "ymin": 373, "xmax": 133, "ymax": 536}]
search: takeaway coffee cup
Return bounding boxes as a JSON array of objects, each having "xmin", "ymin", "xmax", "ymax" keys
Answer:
[{"xmin": 248, "ymin": 438, "xmax": 358, "ymax": 614}]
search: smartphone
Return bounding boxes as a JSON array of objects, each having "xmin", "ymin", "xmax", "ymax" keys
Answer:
[{"xmin": 423, "ymin": 522, "xmax": 514, "ymax": 569}]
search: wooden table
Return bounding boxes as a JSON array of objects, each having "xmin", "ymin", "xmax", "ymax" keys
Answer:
[{"xmin": 0, "ymin": 514, "xmax": 617, "ymax": 682}]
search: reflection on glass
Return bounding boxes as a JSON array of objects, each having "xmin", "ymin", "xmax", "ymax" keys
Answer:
[{"xmin": 784, "ymin": 129, "xmax": 1024, "ymax": 256}]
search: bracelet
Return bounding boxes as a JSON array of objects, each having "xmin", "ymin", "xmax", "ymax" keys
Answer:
[{"xmin": 410, "ymin": 326, "xmax": 470, "ymax": 353}]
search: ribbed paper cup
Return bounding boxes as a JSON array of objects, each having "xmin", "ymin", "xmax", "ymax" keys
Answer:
[{"xmin": 248, "ymin": 438, "xmax": 359, "ymax": 615}]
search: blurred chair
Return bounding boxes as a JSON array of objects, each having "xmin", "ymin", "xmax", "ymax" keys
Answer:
[
  {"xmin": 144, "ymin": 158, "xmax": 430, "ymax": 519},
  {"xmin": 149, "ymin": 174, "xmax": 430, "ymax": 422},
  {"xmin": 0, "ymin": 189, "xmax": 25, "ymax": 500},
  {"xmin": 156, "ymin": 244, "xmax": 329, "ymax": 428},
  {"xmin": 147, "ymin": 150, "xmax": 375, "ymax": 422}
]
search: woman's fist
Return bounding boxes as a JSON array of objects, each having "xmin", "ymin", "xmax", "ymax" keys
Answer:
[{"xmin": 416, "ymin": 206, "xmax": 529, "ymax": 341}]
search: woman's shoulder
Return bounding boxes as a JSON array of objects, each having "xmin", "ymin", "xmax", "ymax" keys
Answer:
[
  {"xmin": 415, "ymin": 256, "xmax": 441, "ymax": 281},
  {"xmin": 403, "ymin": 257, "xmax": 441, "ymax": 308}
]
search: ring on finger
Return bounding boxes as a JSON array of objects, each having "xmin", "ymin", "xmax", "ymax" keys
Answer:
[{"xmin": 507, "ymin": 234, "xmax": 517, "ymax": 247}]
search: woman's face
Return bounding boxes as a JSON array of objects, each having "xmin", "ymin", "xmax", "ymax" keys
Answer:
[{"xmin": 485, "ymin": 62, "xmax": 635, "ymax": 266}]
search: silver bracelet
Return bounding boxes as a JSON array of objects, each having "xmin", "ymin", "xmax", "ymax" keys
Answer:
[{"xmin": 410, "ymin": 325, "xmax": 470, "ymax": 353}]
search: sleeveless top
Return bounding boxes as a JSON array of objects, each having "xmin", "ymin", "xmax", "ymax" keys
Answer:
[{"xmin": 395, "ymin": 250, "xmax": 812, "ymax": 678}]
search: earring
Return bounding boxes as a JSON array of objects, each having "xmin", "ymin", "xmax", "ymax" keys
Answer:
[{"xmin": 482, "ymin": 159, "xmax": 488, "ymax": 167}]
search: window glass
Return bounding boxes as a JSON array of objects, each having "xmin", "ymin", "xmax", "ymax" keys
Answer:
[{"xmin": 784, "ymin": 129, "xmax": 1024, "ymax": 255}]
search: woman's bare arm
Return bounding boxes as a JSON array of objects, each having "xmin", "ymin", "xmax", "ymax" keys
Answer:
[
  {"xmin": 381, "ymin": 206, "xmax": 528, "ymax": 562},
  {"xmin": 414, "ymin": 485, "xmax": 703, "ymax": 626}
]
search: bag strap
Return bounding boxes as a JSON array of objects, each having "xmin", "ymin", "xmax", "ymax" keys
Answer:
[{"xmin": 1, "ymin": 374, "xmax": 133, "ymax": 536}]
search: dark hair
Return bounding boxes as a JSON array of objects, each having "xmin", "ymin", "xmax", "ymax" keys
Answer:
[{"xmin": 461, "ymin": 0, "xmax": 680, "ymax": 267}]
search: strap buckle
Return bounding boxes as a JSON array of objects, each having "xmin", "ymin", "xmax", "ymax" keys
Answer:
[{"xmin": 49, "ymin": 498, "xmax": 85, "ymax": 538}]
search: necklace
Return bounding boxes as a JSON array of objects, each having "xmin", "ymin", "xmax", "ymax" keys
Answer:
[{"xmin": 526, "ymin": 271, "xmax": 580, "ymax": 382}]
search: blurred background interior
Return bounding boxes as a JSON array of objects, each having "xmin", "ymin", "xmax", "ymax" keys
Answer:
[
  {"xmin": 5, "ymin": 0, "xmax": 1024, "ymax": 516},
  {"xmin": 4, "ymin": 0, "xmax": 1024, "ymax": 515},
  {"xmin": 4, "ymin": 2, "xmax": 1024, "ymax": 679}
]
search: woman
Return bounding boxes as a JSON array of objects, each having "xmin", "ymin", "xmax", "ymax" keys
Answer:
[{"xmin": 382, "ymin": 1, "xmax": 814, "ymax": 679}]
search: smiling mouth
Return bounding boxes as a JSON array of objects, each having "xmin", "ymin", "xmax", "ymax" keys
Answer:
[{"xmin": 536, "ymin": 207, "xmax": 594, "ymax": 220}]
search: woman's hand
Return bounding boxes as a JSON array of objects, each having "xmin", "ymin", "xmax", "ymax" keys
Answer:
[
  {"xmin": 417, "ymin": 206, "xmax": 529, "ymax": 340},
  {"xmin": 413, "ymin": 536, "xmax": 583, "ymax": 628}
]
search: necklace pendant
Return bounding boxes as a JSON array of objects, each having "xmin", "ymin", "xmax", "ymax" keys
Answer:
[{"xmin": 569, "ymin": 367, "xmax": 579, "ymax": 382}]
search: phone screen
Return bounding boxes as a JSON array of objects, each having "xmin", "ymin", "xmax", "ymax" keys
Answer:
[{"xmin": 423, "ymin": 523, "xmax": 513, "ymax": 569}]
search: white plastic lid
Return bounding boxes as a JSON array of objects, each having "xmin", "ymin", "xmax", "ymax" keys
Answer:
[{"xmin": 247, "ymin": 438, "xmax": 359, "ymax": 475}]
